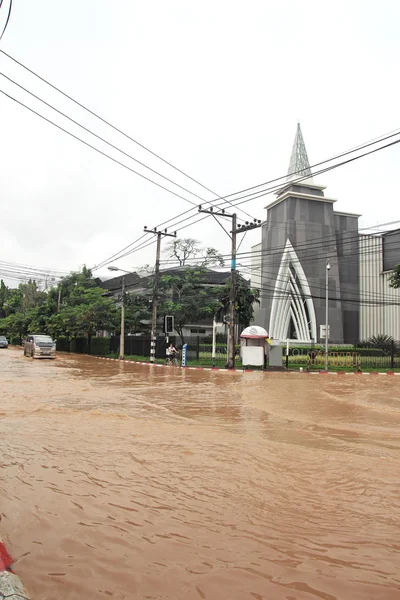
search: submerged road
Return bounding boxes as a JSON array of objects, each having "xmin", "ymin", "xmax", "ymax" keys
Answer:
[{"xmin": 0, "ymin": 348, "xmax": 399, "ymax": 599}]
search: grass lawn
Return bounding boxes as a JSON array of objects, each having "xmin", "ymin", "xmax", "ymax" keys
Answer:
[{"xmin": 107, "ymin": 354, "xmax": 400, "ymax": 372}]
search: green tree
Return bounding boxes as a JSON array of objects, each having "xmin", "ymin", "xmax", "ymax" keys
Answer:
[
  {"xmin": 20, "ymin": 281, "xmax": 47, "ymax": 311},
  {"xmin": 156, "ymin": 266, "xmax": 221, "ymax": 343},
  {"xmin": 75, "ymin": 288, "xmax": 118, "ymax": 347},
  {"xmin": 0, "ymin": 266, "xmax": 118, "ymax": 347},
  {"xmin": 164, "ymin": 238, "xmax": 225, "ymax": 267},
  {"xmin": 56, "ymin": 265, "xmax": 97, "ymax": 309},
  {"xmin": 367, "ymin": 334, "xmax": 396, "ymax": 351},
  {"xmin": 0, "ymin": 280, "xmax": 9, "ymax": 318},
  {"xmin": 123, "ymin": 294, "xmax": 151, "ymax": 334},
  {"xmin": 48, "ymin": 285, "xmax": 118, "ymax": 347},
  {"xmin": 216, "ymin": 276, "xmax": 260, "ymax": 330},
  {"xmin": 389, "ymin": 265, "xmax": 400, "ymax": 289}
]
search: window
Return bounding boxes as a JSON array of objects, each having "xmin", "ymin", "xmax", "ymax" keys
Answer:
[{"xmin": 190, "ymin": 329, "xmax": 206, "ymax": 334}]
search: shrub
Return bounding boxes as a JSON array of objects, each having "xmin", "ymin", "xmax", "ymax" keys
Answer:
[
  {"xmin": 56, "ymin": 336, "xmax": 70, "ymax": 352},
  {"xmin": 70, "ymin": 337, "xmax": 88, "ymax": 354},
  {"xmin": 10, "ymin": 336, "xmax": 21, "ymax": 345},
  {"xmin": 90, "ymin": 337, "xmax": 111, "ymax": 356}
]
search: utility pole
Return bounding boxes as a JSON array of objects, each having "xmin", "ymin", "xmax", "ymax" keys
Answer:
[
  {"xmin": 325, "ymin": 261, "xmax": 331, "ymax": 371},
  {"xmin": 120, "ymin": 275, "xmax": 125, "ymax": 360},
  {"xmin": 144, "ymin": 227, "xmax": 177, "ymax": 363},
  {"xmin": 108, "ymin": 266, "xmax": 131, "ymax": 360},
  {"xmin": 198, "ymin": 206, "xmax": 262, "ymax": 369},
  {"xmin": 57, "ymin": 285, "xmax": 62, "ymax": 312},
  {"xmin": 228, "ymin": 212, "xmax": 237, "ymax": 369}
]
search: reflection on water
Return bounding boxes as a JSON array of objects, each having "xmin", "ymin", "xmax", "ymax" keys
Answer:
[{"xmin": 0, "ymin": 349, "xmax": 399, "ymax": 600}]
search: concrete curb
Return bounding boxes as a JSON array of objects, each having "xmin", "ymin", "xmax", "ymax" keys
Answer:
[
  {"xmin": 94, "ymin": 356, "xmax": 400, "ymax": 375},
  {"xmin": 0, "ymin": 541, "xmax": 30, "ymax": 599}
]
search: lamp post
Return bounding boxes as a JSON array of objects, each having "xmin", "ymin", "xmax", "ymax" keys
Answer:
[
  {"xmin": 108, "ymin": 266, "xmax": 130, "ymax": 360},
  {"xmin": 325, "ymin": 261, "xmax": 331, "ymax": 371}
]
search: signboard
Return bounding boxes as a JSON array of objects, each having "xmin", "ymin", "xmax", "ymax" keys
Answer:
[
  {"xmin": 181, "ymin": 343, "xmax": 188, "ymax": 367},
  {"xmin": 320, "ymin": 324, "xmax": 330, "ymax": 340}
]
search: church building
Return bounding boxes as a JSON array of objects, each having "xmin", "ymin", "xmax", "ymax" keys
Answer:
[{"xmin": 251, "ymin": 125, "xmax": 400, "ymax": 344}]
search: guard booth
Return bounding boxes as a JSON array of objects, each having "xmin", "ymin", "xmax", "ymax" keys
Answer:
[
  {"xmin": 240, "ymin": 326, "xmax": 269, "ymax": 368},
  {"xmin": 240, "ymin": 326, "xmax": 283, "ymax": 369}
]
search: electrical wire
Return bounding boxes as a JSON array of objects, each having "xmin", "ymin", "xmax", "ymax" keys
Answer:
[
  {"xmin": 157, "ymin": 222, "xmax": 400, "ymax": 267},
  {"xmin": 0, "ymin": 87, "xmax": 203, "ymax": 207},
  {"xmin": 2, "ymin": 49, "xmax": 398, "ymax": 271},
  {"xmin": 0, "ymin": 50, "xmax": 258, "ymax": 222},
  {"xmin": 0, "ymin": 0, "xmax": 12, "ymax": 41},
  {"xmin": 93, "ymin": 136, "xmax": 400, "ymax": 269}
]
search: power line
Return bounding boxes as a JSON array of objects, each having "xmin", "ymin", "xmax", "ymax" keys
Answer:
[
  {"xmin": 238, "ymin": 262, "xmax": 400, "ymax": 302},
  {"xmin": 0, "ymin": 87, "xmax": 204, "ymax": 207},
  {"xmin": 1, "ymin": 51, "xmax": 399, "ymax": 272},
  {"xmin": 157, "ymin": 223, "xmax": 400, "ymax": 268},
  {"xmin": 0, "ymin": 0, "xmax": 12, "ymax": 41},
  {"xmin": 93, "ymin": 135, "xmax": 400, "ymax": 269},
  {"xmin": 0, "ymin": 50, "xmax": 257, "ymax": 222}
]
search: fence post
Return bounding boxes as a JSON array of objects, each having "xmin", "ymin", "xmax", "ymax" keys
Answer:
[
  {"xmin": 196, "ymin": 336, "xmax": 200, "ymax": 360},
  {"xmin": 285, "ymin": 338, "xmax": 289, "ymax": 369},
  {"xmin": 391, "ymin": 339, "xmax": 395, "ymax": 370}
]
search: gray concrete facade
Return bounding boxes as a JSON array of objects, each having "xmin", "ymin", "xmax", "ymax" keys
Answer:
[{"xmin": 258, "ymin": 182, "xmax": 360, "ymax": 344}]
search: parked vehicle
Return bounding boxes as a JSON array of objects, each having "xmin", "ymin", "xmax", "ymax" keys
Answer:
[
  {"xmin": 0, "ymin": 336, "xmax": 8, "ymax": 348},
  {"xmin": 24, "ymin": 334, "xmax": 56, "ymax": 359}
]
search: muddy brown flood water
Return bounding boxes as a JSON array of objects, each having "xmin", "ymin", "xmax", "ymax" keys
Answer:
[{"xmin": 0, "ymin": 349, "xmax": 399, "ymax": 599}]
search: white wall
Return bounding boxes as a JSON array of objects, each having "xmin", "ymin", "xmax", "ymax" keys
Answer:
[{"xmin": 359, "ymin": 235, "xmax": 400, "ymax": 340}]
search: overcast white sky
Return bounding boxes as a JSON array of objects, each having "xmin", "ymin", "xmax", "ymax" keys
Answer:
[{"xmin": 0, "ymin": 0, "xmax": 399, "ymax": 286}]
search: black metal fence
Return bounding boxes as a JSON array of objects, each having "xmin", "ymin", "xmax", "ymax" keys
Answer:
[
  {"xmin": 58, "ymin": 334, "xmax": 400, "ymax": 370},
  {"xmin": 109, "ymin": 335, "xmax": 233, "ymax": 366},
  {"xmin": 284, "ymin": 341, "xmax": 400, "ymax": 370}
]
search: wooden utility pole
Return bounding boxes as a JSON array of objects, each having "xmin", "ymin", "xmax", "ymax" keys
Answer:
[
  {"xmin": 230, "ymin": 219, "xmax": 263, "ymax": 368},
  {"xmin": 144, "ymin": 227, "xmax": 177, "ymax": 363},
  {"xmin": 227, "ymin": 212, "xmax": 237, "ymax": 369},
  {"xmin": 199, "ymin": 208, "xmax": 263, "ymax": 369},
  {"xmin": 120, "ymin": 275, "xmax": 125, "ymax": 360},
  {"xmin": 198, "ymin": 207, "xmax": 241, "ymax": 369}
]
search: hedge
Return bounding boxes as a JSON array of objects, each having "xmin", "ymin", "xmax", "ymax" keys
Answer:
[
  {"xmin": 90, "ymin": 337, "xmax": 111, "ymax": 356},
  {"xmin": 70, "ymin": 337, "xmax": 89, "ymax": 354},
  {"xmin": 56, "ymin": 336, "xmax": 70, "ymax": 352}
]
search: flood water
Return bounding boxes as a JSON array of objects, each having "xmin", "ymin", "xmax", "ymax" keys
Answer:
[{"xmin": 0, "ymin": 348, "xmax": 399, "ymax": 600}]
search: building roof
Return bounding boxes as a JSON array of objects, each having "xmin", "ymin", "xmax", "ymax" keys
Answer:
[
  {"xmin": 100, "ymin": 267, "xmax": 243, "ymax": 292},
  {"xmin": 100, "ymin": 272, "xmax": 142, "ymax": 291},
  {"xmin": 149, "ymin": 267, "xmax": 233, "ymax": 285},
  {"xmin": 286, "ymin": 123, "xmax": 314, "ymax": 184}
]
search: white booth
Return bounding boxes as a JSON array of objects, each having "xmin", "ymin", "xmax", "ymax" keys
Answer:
[{"xmin": 240, "ymin": 326, "xmax": 270, "ymax": 367}]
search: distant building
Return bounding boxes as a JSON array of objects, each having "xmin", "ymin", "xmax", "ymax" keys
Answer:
[
  {"xmin": 251, "ymin": 124, "xmax": 400, "ymax": 343},
  {"xmin": 101, "ymin": 266, "xmax": 241, "ymax": 338}
]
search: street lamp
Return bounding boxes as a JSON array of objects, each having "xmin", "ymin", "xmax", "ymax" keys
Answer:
[
  {"xmin": 325, "ymin": 261, "xmax": 331, "ymax": 371},
  {"xmin": 108, "ymin": 266, "xmax": 130, "ymax": 360}
]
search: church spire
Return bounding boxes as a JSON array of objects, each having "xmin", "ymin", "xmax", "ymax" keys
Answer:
[{"xmin": 286, "ymin": 123, "xmax": 314, "ymax": 183}]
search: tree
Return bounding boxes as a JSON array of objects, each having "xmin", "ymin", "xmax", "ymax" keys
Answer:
[
  {"xmin": 366, "ymin": 334, "xmax": 396, "ymax": 352},
  {"xmin": 389, "ymin": 265, "xmax": 400, "ymax": 289},
  {"xmin": 216, "ymin": 276, "xmax": 260, "ymax": 330},
  {"xmin": 0, "ymin": 266, "xmax": 118, "ymax": 346},
  {"xmin": 156, "ymin": 266, "xmax": 221, "ymax": 343},
  {"xmin": 56, "ymin": 266, "xmax": 97, "ymax": 309},
  {"xmin": 19, "ymin": 281, "xmax": 47, "ymax": 311},
  {"xmin": 0, "ymin": 280, "xmax": 9, "ymax": 318},
  {"xmin": 123, "ymin": 294, "xmax": 151, "ymax": 334},
  {"xmin": 48, "ymin": 286, "xmax": 118, "ymax": 347},
  {"xmin": 75, "ymin": 288, "xmax": 118, "ymax": 345},
  {"xmin": 164, "ymin": 238, "xmax": 225, "ymax": 267}
]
